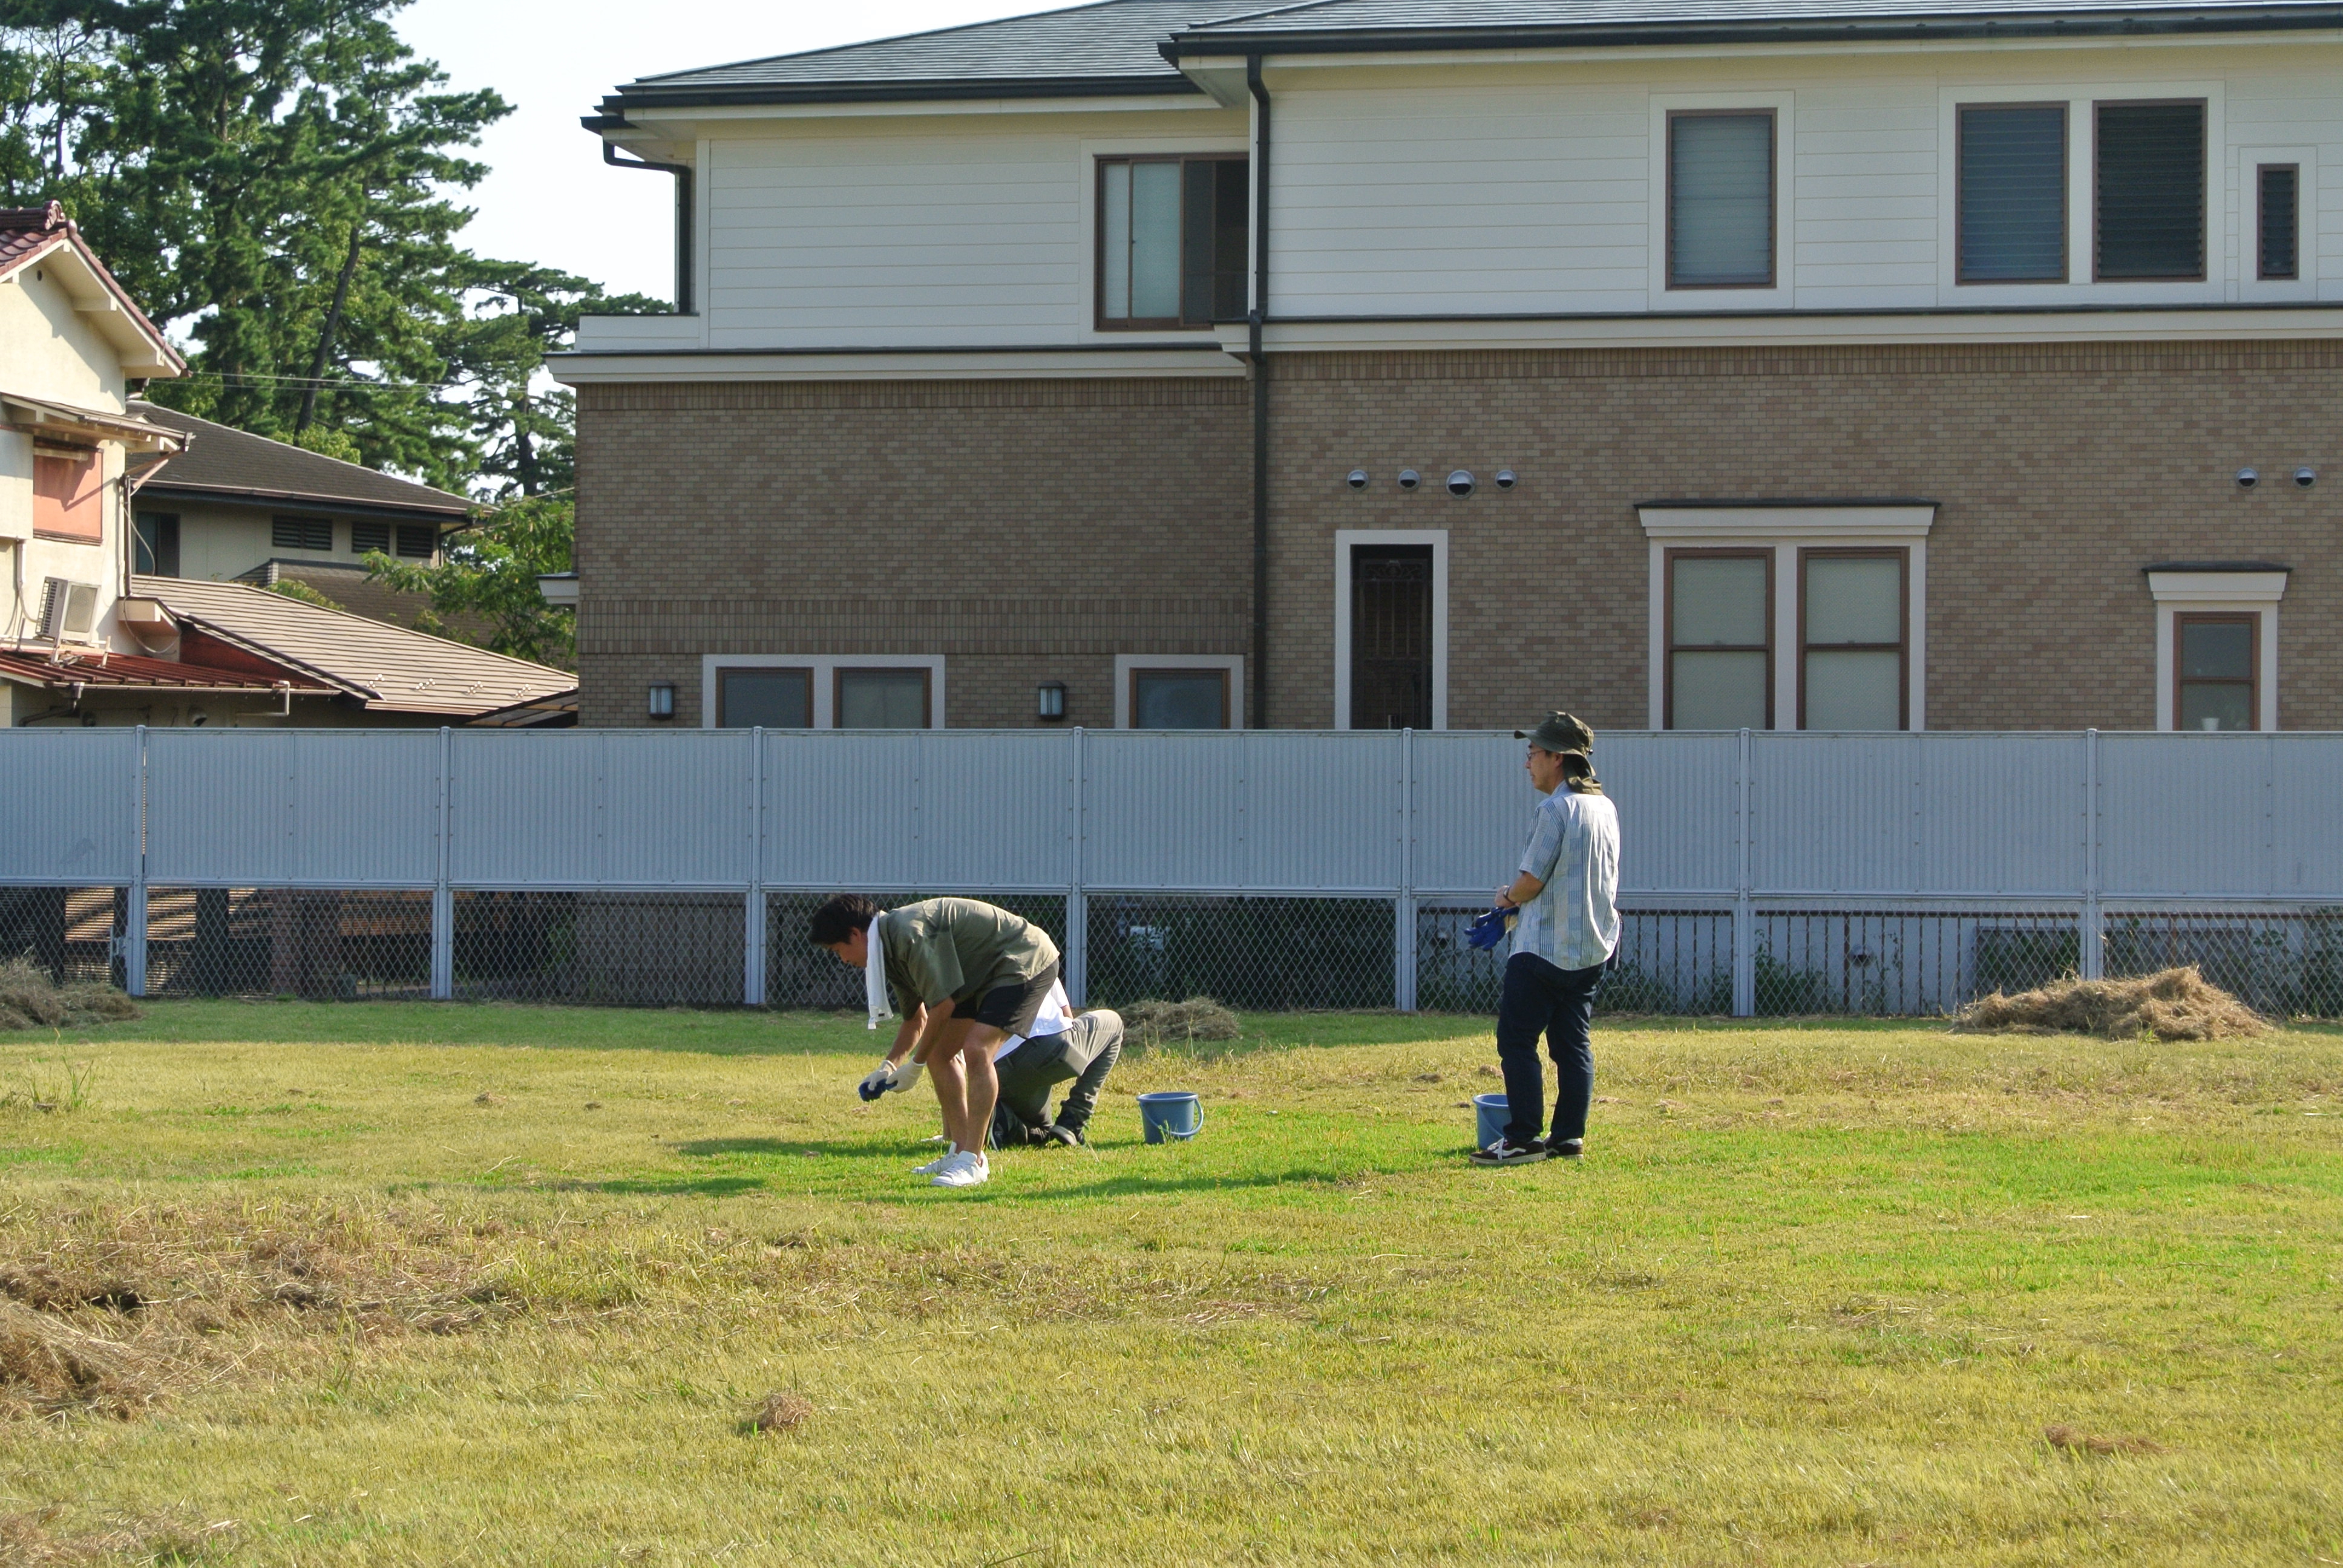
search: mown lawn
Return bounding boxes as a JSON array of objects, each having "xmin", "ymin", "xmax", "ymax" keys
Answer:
[{"xmin": 1, "ymin": 1002, "xmax": 2338, "ymax": 1566}]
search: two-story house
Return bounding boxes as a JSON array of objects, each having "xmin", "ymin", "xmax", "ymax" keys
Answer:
[{"xmin": 559, "ymin": 0, "xmax": 2343, "ymax": 735}]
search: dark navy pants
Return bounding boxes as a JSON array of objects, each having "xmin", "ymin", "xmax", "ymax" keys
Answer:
[{"xmin": 1495, "ymin": 951, "xmax": 1605, "ymax": 1148}]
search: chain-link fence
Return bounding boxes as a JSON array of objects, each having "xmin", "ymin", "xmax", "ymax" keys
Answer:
[
  {"xmin": 1086, "ymin": 896, "xmax": 1395, "ymax": 1011},
  {"xmin": 2103, "ymin": 907, "xmax": 2343, "ymax": 1018},
  {"xmin": 762, "ymin": 892, "xmax": 1070, "ymax": 1011},
  {"xmin": 1746, "ymin": 908, "xmax": 2083, "ymax": 1017},
  {"xmin": 1417, "ymin": 905, "xmax": 1734, "ymax": 1015},
  {"xmin": 0, "ymin": 886, "xmax": 124, "ymax": 988},
  {"xmin": 143, "ymin": 887, "xmax": 433, "ymax": 999}
]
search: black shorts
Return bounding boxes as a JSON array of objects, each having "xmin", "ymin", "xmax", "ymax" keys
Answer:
[{"xmin": 966, "ymin": 961, "xmax": 1061, "ymax": 1039}]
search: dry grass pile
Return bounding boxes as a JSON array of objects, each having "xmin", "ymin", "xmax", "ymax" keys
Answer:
[
  {"xmin": 0, "ymin": 958, "xmax": 139, "ymax": 1033},
  {"xmin": 1123, "ymin": 996, "xmax": 1243, "ymax": 1048},
  {"xmin": 1955, "ymin": 966, "xmax": 2267, "ymax": 1042}
]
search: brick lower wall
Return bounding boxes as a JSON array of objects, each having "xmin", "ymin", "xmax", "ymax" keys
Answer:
[{"xmin": 578, "ymin": 341, "xmax": 2343, "ymax": 732}]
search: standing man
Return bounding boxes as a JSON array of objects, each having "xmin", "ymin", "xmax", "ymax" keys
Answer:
[
  {"xmin": 811, "ymin": 894, "xmax": 1060, "ymax": 1189},
  {"xmin": 1471, "ymin": 713, "xmax": 1620, "ymax": 1166}
]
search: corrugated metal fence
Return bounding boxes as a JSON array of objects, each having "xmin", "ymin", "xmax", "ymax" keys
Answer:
[{"xmin": 2, "ymin": 727, "xmax": 2339, "ymax": 1016}]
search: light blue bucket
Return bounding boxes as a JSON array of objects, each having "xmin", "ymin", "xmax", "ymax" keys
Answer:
[
  {"xmin": 1138, "ymin": 1091, "xmax": 1204, "ymax": 1144},
  {"xmin": 1473, "ymin": 1093, "xmax": 1510, "ymax": 1149}
]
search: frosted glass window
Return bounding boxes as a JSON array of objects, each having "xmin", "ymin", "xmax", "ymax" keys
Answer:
[
  {"xmin": 1668, "ymin": 112, "xmax": 1774, "ymax": 287},
  {"xmin": 836, "ymin": 669, "xmax": 931, "ymax": 729},
  {"xmin": 1958, "ymin": 105, "xmax": 2066, "ymax": 282},
  {"xmin": 1133, "ymin": 670, "xmax": 1228, "ymax": 729},
  {"xmin": 1802, "ymin": 552, "xmax": 1904, "ymax": 730},
  {"xmin": 1101, "ymin": 162, "xmax": 1131, "ymax": 320},
  {"xmin": 1099, "ymin": 157, "xmax": 1245, "ymax": 326},
  {"xmin": 1129, "ymin": 162, "xmax": 1182, "ymax": 320},
  {"xmin": 1668, "ymin": 553, "xmax": 1769, "ymax": 729}
]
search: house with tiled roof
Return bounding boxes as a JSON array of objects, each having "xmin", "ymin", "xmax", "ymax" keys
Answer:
[
  {"xmin": 2, "ymin": 201, "xmax": 572, "ymax": 728},
  {"xmin": 560, "ymin": 0, "xmax": 2341, "ymax": 736}
]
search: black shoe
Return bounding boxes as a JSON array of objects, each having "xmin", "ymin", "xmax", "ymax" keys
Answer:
[
  {"xmin": 1546, "ymin": 1139, "xmax": 1584, "ymax": 1161},
  {"xmin": 1469, "ymin": 1137, "xmax": 1544, "ymax": 1166},
  {"xmin": 1042, "ymin": 1123, "xmax": 1084, "ymax": 1148}
]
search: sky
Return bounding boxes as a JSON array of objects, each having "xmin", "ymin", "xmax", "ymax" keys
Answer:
[{"xmin": 394, "ymin": 0, "xmax": 1046, "ymax": 302}]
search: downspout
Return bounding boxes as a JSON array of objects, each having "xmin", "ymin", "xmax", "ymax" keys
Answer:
[
  {"xmin": 604, "ymin": 140, "xmax": 696, "ymax": 315},
  {"xmin": 1247, "ymin": 55, "xmax": 1271, "ymax": 731}
]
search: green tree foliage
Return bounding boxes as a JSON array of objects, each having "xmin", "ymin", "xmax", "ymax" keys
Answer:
[{"xmin": 364, "ymin": 493, "xmax": 575, "ymax": 669}]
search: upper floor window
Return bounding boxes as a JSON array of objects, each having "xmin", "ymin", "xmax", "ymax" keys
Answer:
[
  {"xmin": 1096, "ymin": 155, "xmax": 1247, "ymax": 329},
  {"xmin": 31, "ymin": 446, "xmax": 103, "ymax": 543},
  {"xmin": 1666, "ymin": 111, "xmax": 1774, "ymax": 289},
  {"xmin": 2095, "ymin": 100, "xmax": 2204, "ymax": 281},
  {"xmin": 134, "ymin": 511, "xmax": 180, "ymax": 577},
  {"xmin": 2258, "ymin": 163, "xmax": 2300, "ymax": 280},
  {"xmin": 272, "ymin": 515, "xmax": 332, "ymax": 552},
  {"xmin": 1958, "ymin": 103, "xmax": 2066, "ymax": 283},
  {"xmin": 396, "ymin": 524, "xmax": 436, "ymax": 559}
]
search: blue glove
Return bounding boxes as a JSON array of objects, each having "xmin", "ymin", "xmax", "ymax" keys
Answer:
[{"xmin": 1466, "ymin": 906, "xmax": 1513, "ymax": 953}]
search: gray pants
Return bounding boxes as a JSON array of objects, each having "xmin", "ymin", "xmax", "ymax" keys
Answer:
[{"xmin": 989, "ymin": 1009, "xmax": 1124, "ymax": 1147}]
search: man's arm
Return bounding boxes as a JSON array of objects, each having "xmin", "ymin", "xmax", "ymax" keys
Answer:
[
  {"xmin": 905, "ymin": 996, "xmax": 960, "ymax": 1064},
  {"xmin": 1495, "ymin": 871, "xmax": 1545, "ymax": 910}
]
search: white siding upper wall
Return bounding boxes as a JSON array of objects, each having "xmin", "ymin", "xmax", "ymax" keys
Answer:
[{"xmin": 704, "ymin": 108, "xmax": 1245, "ymax": 348}]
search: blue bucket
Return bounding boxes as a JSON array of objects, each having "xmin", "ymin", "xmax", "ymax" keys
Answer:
[
  {"xmin": 1473, "ymin": 1093, "xmax": 1510, "ymax": 1149},
  {"xmin": 1138, "ymin": 1091, "xmax": 1204, "ymax": 1144}
]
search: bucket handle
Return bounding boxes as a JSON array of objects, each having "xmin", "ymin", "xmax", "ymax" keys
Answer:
[{"xmin": 1169, "ymin": 1102, "xmax": 1204, "ymax": 1140}]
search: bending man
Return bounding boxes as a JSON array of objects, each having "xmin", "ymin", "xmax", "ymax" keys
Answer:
[
  {"xmin": 812, "ymin": 894, "xmax": 1060, "ymax": 1189},
  {"xmin": 1472, "ymin": 712, "xmax": 1621, "ymax": 1166}
]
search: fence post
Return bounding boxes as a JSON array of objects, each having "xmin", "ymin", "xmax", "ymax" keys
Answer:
[
  {"xmin": 430, "ymin": 726, "xmax": 453, "ymax": 999},
  {"xmin": 123, "ymin": 725, "xmax": 148, "ymax": 998},
  {"xmin": 744, "ymin": 728, "xmax": 767, "ymax": 1006},
  {"xmin": 1065, "ymin": 727, "xmax": 1087, "ymax": 1006},
  {"xmin": 1395, "ymin": 728, "xmax": 1417, "ymax": 1012},
  {"xmin": 1732, "ymin": 728, "xmax": 1755, "ymax": 1017},
  {"xmin": 2079, "ymin": 728, "xmax": 2103, "ymax": 979}
]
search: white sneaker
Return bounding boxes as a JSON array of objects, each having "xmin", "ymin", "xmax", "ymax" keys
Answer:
[
  {"xmin": 911, "ymin": 1142, "xmax": 958, "ymax": 1175},
  {"xmin": 930, "ymin": 1151, "xmax": 990, "ymax": 1189}
]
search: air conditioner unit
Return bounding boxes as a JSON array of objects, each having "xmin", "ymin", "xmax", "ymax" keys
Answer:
[{"xmin": 36, "ymin": 577, "xmax": 102, "ymax": 643}]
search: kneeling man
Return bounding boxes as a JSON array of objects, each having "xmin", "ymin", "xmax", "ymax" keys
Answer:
[
  {"xmin": 991, "ymin": 999, "xmax": 1124, "ymax": 1149},
  {"xmin": 811, "ymin": 893, "xmax": 1059, "ymax": 1189}
]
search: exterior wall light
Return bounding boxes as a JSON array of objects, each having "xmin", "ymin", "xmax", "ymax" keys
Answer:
[
  {"xmin": 2296, "ymin": 466, "xmax": 2317, "ymax": 488},
  {"xmin": 1397, "ymin": 468, "xmax": 1420, "ymax": 491},
  {"xmin": 1347, "ymin": 469, "xmax": 1369, "ymax": 490},
  {"xmin": 2236, "ymin": 467, "xmax": 2259, "ymax": 489},
  {"xmin": 1037, "ymin": 681, "xmax": 1067, "ymax": 721},
  {"xmin": 647, "ymin": 683, "xmax": 675, "ymax": 720},
  {"xmin": 1495, "ymin": 469, "xmax": 1516, "ymax": 489}
]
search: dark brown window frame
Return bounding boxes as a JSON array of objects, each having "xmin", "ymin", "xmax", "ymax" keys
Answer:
[
  {"xmin": 2172, "ymin": 611, "xmax": 2260, "ymax": 732},
  {"xmin": 2256, "ymin": 161, "xmax": 2301, "ymax": 281},
  {"xmin": 270, "ymin": 514, "xmax": 333, "ymax": 552},
  {"xmin": 833, "ymin": 665, "xmax": 934, "ymax": 729},
  {"xmin": 2092, "ymin": 97, "xmax": 2208, "ymax": 284},
  {"xmin": 1664, "ymin": 546, "xmax": 1774, "ymax": 731},
  {"xmin": 1797, "ymin": 547, "xmax": 1910, "ymax": 731},
  {"xmin": 1665, "ymin": 108, "xmax": 1779, "ymax": 292},
  {"xmin": 1954, "ymin": 101, "xmax": 2069, "ymax": 286},
  {"xmin": 1128, "ymin": 665, "xmax": 1231, "ymax": 730},
  {"xmin": 1093, "ymin": 152, "xmax": 1248, "ymax": 333},
  {"xmin": 715, "ymin": 665, "xmax": 812, "ymax": 730}
]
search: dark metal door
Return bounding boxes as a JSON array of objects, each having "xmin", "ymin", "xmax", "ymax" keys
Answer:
[{"xmin": 1351, "ymin": 544, "xmax": 1433, "ymax": 729}]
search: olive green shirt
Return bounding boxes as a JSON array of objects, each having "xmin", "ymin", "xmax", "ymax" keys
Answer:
[{"xmin": 879, "ymin": 898, "xmax": 1060, "ymax": 1011}]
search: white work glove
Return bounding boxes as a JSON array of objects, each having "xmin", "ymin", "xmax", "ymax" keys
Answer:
[{"xmin": 856, "ymin": 1059, "xmax": 923, "ymax": 1102}]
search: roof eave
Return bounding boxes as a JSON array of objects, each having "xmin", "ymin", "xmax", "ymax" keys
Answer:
[
  {"xmin": 1164, "ymin": 5, "xmax": 2343, "ymax": 57},
  {"xmin": 130, "ymin": 479, "xmax": 472, "ymax": 521},
  {"xmin": 598, "ymin": 73, "xmax": 1205, "ymax": 114}
]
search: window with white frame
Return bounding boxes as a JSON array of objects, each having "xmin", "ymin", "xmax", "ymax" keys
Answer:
[
  {"xmin": 2146, "ymin": 567, "xmax": 2286, "ymax": 732},
  {"xmin": 1642, "ymin": 506, "xmax": 1933, "ymax": 731},
  {"xmin": 701, "ymin": 655, "xmax": 945, "ymax": 730},
  {"xmin": 1115, "ymin": 654, "xmax": 1244, "ymax": 729}
]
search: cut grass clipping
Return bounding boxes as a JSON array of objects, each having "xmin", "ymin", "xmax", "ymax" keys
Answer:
[
  {"xmin": 0, "ymin": 957, "xmax": 139, "ymax": 1033},
  {"xmin": 1955, "ymin": 964, "xmax": 2267, "ymax": 1040},
  {"xmin": 1121, "ymin": 995, "xmax": 1242, "ymax": 1048}
]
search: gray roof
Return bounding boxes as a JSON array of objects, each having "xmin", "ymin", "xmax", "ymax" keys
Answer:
[
  {"xmin": 603, "ymin": 0, "xmax": 1229, "ymax": 109},
  {"xmin": 133, "ymin": 574, "xmax": 574, "ymax": 718},
  {"xmin": 128, "ymin": 400, "xmax": 472, "ymax": 521},
  {"xmin": 598, "ymin": 0, "xmax": 2343, "ymax": 113}
]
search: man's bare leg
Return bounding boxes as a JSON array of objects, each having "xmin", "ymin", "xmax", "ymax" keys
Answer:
[
  {"xmin": 957, "ymin": 1026, "xmax": 1005, "ymax": 1154},
  {"xmin": 926, "ymin": 1048, "xmax": 969, "ymax": 1149}
]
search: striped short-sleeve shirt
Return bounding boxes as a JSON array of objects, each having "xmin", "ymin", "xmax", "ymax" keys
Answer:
[{"xmin": 1510, "ymin": 786, "xmax": 1622, "ymax": 973}]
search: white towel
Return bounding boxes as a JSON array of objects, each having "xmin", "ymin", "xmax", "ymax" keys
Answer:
[{"xmin": 864, "ymin": 912, "xmax": 895, "ymax": 1030}]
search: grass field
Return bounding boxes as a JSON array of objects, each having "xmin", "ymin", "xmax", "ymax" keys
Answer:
[{"xmin": 1, "ymin": 1002, "xmax": 2338, "ymax": 1566}]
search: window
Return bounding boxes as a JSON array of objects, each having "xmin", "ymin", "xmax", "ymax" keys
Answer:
[
  {"xmin": 1668, "ymin": 111, "xmax": 1775, "ymax": 288},
  {"xmin": 2258, "ymin": 163, "xmax": 2299, "ymax": 280},
  {"xmin": 396, "ymin": 524, "xmax": 436, "ymax": 559},
  {"xmin": 1096, "ymin": 155, "xmax": 1247, "ymax": 328},
  {"xmin": 1350, "ymin": 544, "xmax": 1434, "ymax": 730},
  {"xmin": 1800, "ymin": 551, "xmax": 1907, "ymax": 730},
  {"xmin": 272, "ymin": 515, "xmax": 332, "ymax": 552},
  {"xmin": 2095, "ymin": 101, "xmax": 2205, "ymax": 281},
  {"xmin": 835, "ymin": 667, "xmax": 931, "ymax": 728},
  {"xmin": 1127, "ymin": 668, "xmax": 1228, "ymax": 729},
  {"xmin": 1958, "ymin": 104, "xmax": 2067, "ymax": 283},
  {"xmin": 2175, "ymin": 615, "xmax": 2256, "ymax": 731},
  {"xmin": 1666, "ymin": 551, "xmax": 1772, "ymax": 730},
  {"xmin": 31, "ymin": 448, "xmax": 102, "ymax": 542},
  {"xmin": 133, "ymin": 511, "xmax": 180, "ymax": 577},
  {"xmin": 352, "ymin": 522, "xmax": 391, "ymax": 555},
  {"xmin": 716, "ymin": 667, "xmax": 811, "ymax": 728}
]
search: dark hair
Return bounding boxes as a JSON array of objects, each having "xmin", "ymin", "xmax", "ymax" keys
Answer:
[{"xmin": 808, "ymin": 893, "xmax": 882, "ymax": 947}]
